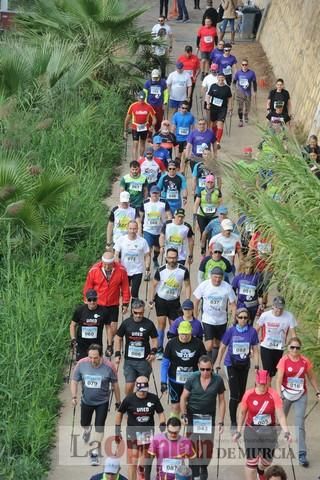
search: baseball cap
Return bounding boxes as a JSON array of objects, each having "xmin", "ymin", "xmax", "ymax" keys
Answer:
[
  {"xmin": 178, "ymin": 320, "xmax": 192, "ymax": 334},
  {"xmin": 137, "ymin": 91, "xmax": 145, "ymax": 100},
  {"xmin": 120, "ymin": 191, "xmax": 130, "ymax": 202},
  {"xmin": 151, "ymin": 69, "xmax": 160, "ymax": 78},
  {"xmin": 145, "ymin": 146, "xmax": 154, "ymax": 154},
  {"xmin": 221, "ymin": 218, "xmax": 233, "ymax": 231},
  {"xmin": 153, "ymin": 135, "xmax": 162, "ymax": 144},
  {"xmin": 212, "ymin": 242, "xmax": 223, "ymax": 253},
  {"xmin": 210, "ymin": 63, "xmax": 219, "ymax": 72},
  {"xmin": 211, "ymin": 266, "xmax": 224, "ymax": 276},
  {"xmin": 174, "ymin": 208, "xmax": 185, "ymax": 216},
  {"xmin": 176, "ymin": 61, "xmax": 184, "ymax": 69},
  {"xmin": 205, "ymin": 174, "xmax": 215, "ymax": 182},
  {"xmin": 273, "ymin": 295, "xmax": 285, "ymax": 308},
  {"xmin": 86, "ymin": 289, "xmax": 97, "ymax": 300},
  {"xmin": 150, "ymin": 185, "xmax": 161, "ymax": 193},
  {"xmin": 217, "ymin": 205, "xmax": 228, "ymax": 214},
  {"xmin": 255, "ymin": 370, "xmax": 270, "ymax": 385},
  {"xmin": 104, "ymin": 457, "xmax": 121, "ymax": 474},
  {"xmin": 182, "ymin": 299, "xmax": 194, "ymax": 310}
]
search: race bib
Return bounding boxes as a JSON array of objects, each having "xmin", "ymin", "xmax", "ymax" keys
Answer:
[
  {"xmin": 239, "ymin": 78, "xmax": 249, "ymax": 88},
  {"xmin": 223, "ymin": 247, "xmax": 235, "ymax": 256},
  {"xmin": 198, "ymin": 178, "xmax": 206, "ymax": 188},
  {"xmin": 257, "ymin": 242, "xmax": 271, "ymax": 254},
  {"xmin": 204, "ymin": 35, "xmax": 213, "ymax": 44},
  {"xmin": 84, "ymin": 375, "xmax": 102, "ymax": 389},
  {"xmin": 162, "ymin": 459, "xmax": 182, "ymax": 474},
  {"xmin": 178, "ymin": 127, "xmax": 189, "ymax": 135},
  {"xmin": 130, "ymin": 182, "xmax": 143, "ymax": 192},
  {"xmin": 185, "ymin": 70, "xmax": 193, "ymax": 77},
  {"xmin": 164, "ymin": 286, "xmax": 179, "ymax": 297},
  {"xmin": 253, "ymin": 414, "xmax": 271, "ymax": 426},
  {"xmin": 196, "ymin": 144, "xmax": 205, "ymax": 154},
  {"xmin": 81, "ymin": 326, "xmax": 98, "ymax": 339},
  {"xmin": 137, "ymin": 123, "xmax": 147, "ymax": 132},
  {"xmin": 212, "ymin": 97, "xmax": 223, "ymax": 107},
  {"xmin": 203, "ymin": 205, "xmax": 216, "ymax": 214},
  {"xmin": 232, "ymin": 342, "xmax": 250, "ymax": 355},
  {"xmin": 178, "ymin": 81, "xmax": 186, "ymax": 87},
  {"xmin": 167, "ymin": 189, "xmax": 179, "ymax": 200},
  {"xmin": 176, "ymin": 367, "xmax": 193, "ymax": 384},
  {"xmin": 208, "ymin": 296, "xmax": 223, "ymax": 311},
  {"xmin": 287, "ymin": 377, "xmax": 304, "ymax": 391},
  {"xmin": 125, "ymin": 251, "xmax": 138, "ymax": 263},
  {"xmin": 128, "ymin": 345, "xmax": 145, "ymax": 359},
  {"xmin": 239, "ymin": 284, "xmax": 256, "ymax": 297},
  {"xmin": 193, "ymin": 414, "xmax": 212, "ymax": 434},
  {"xmin": 136, "ymin": 430, "xmax": 153, "ymax": 445},
  {"xmin": 148, "ymin": 216, "xmax": 161, "ymax": 226},
  {"xmin": 267, "ymin": 337, "xmax": 282, "ymax": 349},
  {"xmin": 150, "ymin": 85, "xmax": 161, "ymax": 95},
  {"xmin": 223, "ymin": 66, "xmax": 232, "ymax": 76}
]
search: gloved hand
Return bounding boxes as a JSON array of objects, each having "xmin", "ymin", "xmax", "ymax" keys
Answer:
[
  {"xmin": 70, "ymin": 338, "xmax": 77, "ymax": 349},
  {"xmin": 159, "ymin": 422, "xmax": 166, "ymax": 432},
  {"xmin": 161, "ymin": 383, "xmax": 168, "ymax": 393}
]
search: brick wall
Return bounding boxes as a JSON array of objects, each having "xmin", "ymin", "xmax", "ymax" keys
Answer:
[{"xmin": 258, "ymin": 0, "xmax": 320, "ymax": 137}]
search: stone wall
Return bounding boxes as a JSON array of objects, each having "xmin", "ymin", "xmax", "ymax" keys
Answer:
[{"xmin": 258, "ymin": 0, "xmax": 320, "ymax": 137}]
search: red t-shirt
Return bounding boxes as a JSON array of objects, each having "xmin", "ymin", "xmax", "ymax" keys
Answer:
[
  {"xmin": 277, "ymin": 354, "xmax": 312, "ymax": 395},
  {"xmin": 197, "ymin": 26, "xmax": 217, "ymax": 52},
  {"xmin": 177, "ymin": 54, "xmax": 200, "ymax": 83},
  {"xmin": 248, "ymin": 231, "xmax": 272, "ymax": 272},
  {"xmin": 241, "ymin": 387, "xmax": 282, "ymax": 426},
  {"xmin": 127, "ymin": 101, "xmax": 155, "ymax": 131}
]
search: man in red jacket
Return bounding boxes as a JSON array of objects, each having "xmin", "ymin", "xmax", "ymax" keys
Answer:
[{"xmin": 83, "ymin": 251, "xmax": 131, "ymax": 357}]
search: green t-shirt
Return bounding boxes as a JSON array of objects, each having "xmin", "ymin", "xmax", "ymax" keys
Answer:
[
  {"xmin": 199, "ymin": 257, "xmax": 232, "ymax": 280},
  {"xmin": 196, "ymin": 189, "xmax": 221, "ymax": 217},
  {"xmin": 184, "ymin": 371, "xmax": 225, "ymax": 416},
  {"xmin": 120, "ymin": 174, "xmax": 147, "ymax": 208}
]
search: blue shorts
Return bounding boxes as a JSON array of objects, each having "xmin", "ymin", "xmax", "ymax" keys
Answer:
[
  {"xmin": 169, "ymin": 99, "xmax": 183, "ymax": 109},
  {"xmin": 220, "ymin": 18, "xmax": 235, "ymax": 33},
  {"xmin": 143, "ymin": 231, "xmax": 160, "ymax": 248}
]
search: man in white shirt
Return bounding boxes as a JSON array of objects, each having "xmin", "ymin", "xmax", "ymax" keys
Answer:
[
  {"xmin": 209, "ymin": 218, "xmax": 242, "ymax": 280},
  {"xmin": 201, "ymin": 63, "xmax": 220, "ymax": 120},
  {"xmin": 106, "ymin": 191, "xmax": 139, "ymax": 246},
  {"xmin": 193, "ymin": 266, "xmax": 236, "ymax": 363},
  {"xmin": 151, "ymin": 17, "xmax": 173, "ymax": 79},
  {"xmin": 167, "ymin": 62, "xmax": 192, "ymax": 116},
  {"xmin": 114, "ymin": 220, "xmax": 151, "ymax": 301},
  {"xmin": 159, "ymin": 208, "xmax": 194, "ymax": 265}
]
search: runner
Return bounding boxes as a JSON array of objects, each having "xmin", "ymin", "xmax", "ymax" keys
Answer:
[
  {"xmin": 200, "ymin": 205, "xmax": 230, "ymax": 251},
  {"xmin": 138, "ymin": 146, "xmax": 166, "ymax": 191},
  {"xmin": 161, "ymin": 321, "xmax": 207, "ymax": 414},
  {"xmin": 201, "ymin": 63, "xmax": 220, "ymax": 117},
  {"xmin": 124, "ymin": 92, "xmax": 156, "ymax": 160},
  {"xmin": 167, "ymin": 62, "xmax": 192, "ymax": 116},
  {"xmin": 171, "ymin": 101, "xmax": 195, "ymax": 162},
  {"xmin": 256, "ymin": 296, "xmax": 297, "ymax": 377},
  {"xmin": 114, "ymin": 220, "xmax": 151, "ymax": 302},
  {"xmin": 180, "ymin": 355, "xmax": 226, "ymax": 480},
  {"xmin": 209, "ymin": 218, "xmax": 242, "ymax": 278},
  {"xmin": 214, "ymin": 307, "xmax": 260, "ymax": 430},
  {"xmin": 198, "ymin": 242, "xmax": 232, "ymax": 281},
  {"xmin": 185, "ymin": 118, "xmax": 217, "ymax": 172},
  {"xmin": 70, "ymin": 289, "xmax": 109, "ymax": 360},
  {"xmin": 154, "ymin": 119, "xmax": 177, "ymax": 159},
  {"xmin": 141, "ymin": 185, "xmax": 172, "ymax": 270},
  {"xmin": 106, "ymin": 191, "xmax": 140, "ymax": 246},
  {"xmin": 233, "ymin": 370, "xmax": 291, "ymax": 480},
  {"xmin": 267, "ymin": 78, "xmax": 291, "ymax": 116},
  {"xmin": 233, "ymin": 58, "xmax": 257, "ymax": 127},
  {"xmin": 157, "ymin": 160, "xmax": 188, "ymax": 214},
  {"xmin": 144, "ymin": 69, "xmax": 168, "ymax": 132},
  {"xmin": 248, "ymin": 228, "xmax": 273, "ymax": 304},
  {"xmin": 71, "ymin": 344, "xmax": 120, "ymax": 466},
  {"xmin": 115, "ymin": 376, "xmax": 166, "ymax": 480},
  {"xmin": 276, "ymin": 336, "xmax": 320, "ymax": 467},
  {"xmin": 83, "ymin": 251, "xmax": 130, "ymax": 357},
  {"xmin": 148, "ymin": 417, "xmax": 196, "ymax": 480},
  {"xmin": 177, "ymin": 46, "xmax": 200, "ymax": 108},
  {"xmin": 167, "ymin": 299, "xmax": 204, "ymax": 339},
  {"xmin": 209, "ymin": 40, "xmax": 225, "ymax": 64},
  {"xmin": 160, "ymin": 208, "xmax": 194, "ymax": 266},
  {"xmin": 151, "ymin": 16, "xmax": 173, "ymax": 44},
  {"xmin": 89, "ymin": 457, "xmax": 128, "ymax": 480},
  {"xmin": 266, "ymin": 103, "xmax": 291, "ymax": 130},
  {"xmin": 152, "ymin": 26, "xmax": 171, "ymax": 79},
  {"xmin": 153, "ymin": 135, "xmax": 170, "ymax": 167},
  {"xmin": 196, "ymin": 17, "xmax": 218, "ymax": 80},
  {"xmin": 120, "ymin": 161, "xmax": 148, "ymax": 211},
  {"xmin": 114, "ymin": 299, "xmax": 158, "ymax": 394},
  {"xmin": 216, "ymin": 43, "xmax": 237, "ymax": 86},
  {"xmin": 148, "ymin": 247, "xmax": 191, "ymax": 360},
  {"xmin": 193, "ymin": 266, "xmax": 237, "ymax": 362},
  {"xmin": 193, "ymin": 174, "xmax": 222, "ymax": 234},
  {"xmin": 206, "ymin": 72, "xmax": 233, "ymax": 147},
  {"xmin": 232, "ymin": 258, "xmax": 264, "ymax": 324},
  {"xmin": 192, "ymin": 152, "xmax": 216, "ymax": 199}
]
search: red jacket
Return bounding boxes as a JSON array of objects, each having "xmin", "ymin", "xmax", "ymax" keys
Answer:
[{"xmin": 83, "ymin": 261, "xmax": 130, "ymax": 307}]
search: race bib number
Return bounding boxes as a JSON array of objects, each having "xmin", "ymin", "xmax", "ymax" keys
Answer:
[
  {"xmin": 204, "ymin": 35, "xmax": 213, "ymax": 43},
  {"xmin": 137, "ymin": 123, "xmax": 147, "ymax": 132},
  {"xmin": 232, "ymin": 342, "xmax": 250, "ymax": 355},
  {"xmin": 185, "ymin": 70, "xmax": 193, "ymax": 77},
  {"xmin": 239, "ymin": 284, "xmax": 256, "ymax": 297},
  {"xmin": 239, "ymin": 78, "xmax": 249, "ymax": 88},
  {"xmin": 253, "ymin": 414, "xmax": 271, "ymax": 426},
  {"xmin": 125, "ymin": 252, "xmax": 138, "ymax": 263},
  {"xmin": 130, "ymin": 182, "xmax": 143, "ymax": 192},
  {"xmin": 178, "ymin": 81, "xmax": 186, "ymax": 87},
  {"xmin": 176, "ymin": 367, "xmax": 193, "ymax": 384},
  {"xmin": 267, "ymin": 337, "xmax": 282, "ymax": 349},
  {"xmin": 84, "ymin": 375, "xmax": 102, "ymax": 389},
  {"xmin": 208, "ymin": 296, "xmax": 223, "ymax": 311},
  {"xmin": 193, "ymin": 414, "xmax": 212, "ymax": 434},
  {"xmin": 178, "ymin": 127, "xmax": 189, "ymax": 135},
  {"xmin": 150, "ymin": 85, "xmax": 161, "ymax": 95},
  {"xmin": 196, "ymin": 144, "xmax": 206, "ymax": 154},
  {"xmin": 198, "ymin": 177, "xmax": 206, "ymax": 188},
  {"xmin": 212, "ymin": 97, "xmax": 223, "ymax": 107},
  {"xmin": 81, "ymin": 326, "xmax": 98, "ymax": 339},
  {"xmin": 136, "ymin": 430, "xmax": 153, "ymax": 445},
  {"xmin": 148, "ymin": 216, "xmax": 160, "ymax": 226},
  {"xmin": 257, "ymin": 242, "xmax": 271, "ymax": 254},
  {"xmin": 162, "ymin": 459, "xmax": 182, "ymax": 474},
  {"xmin": 223, "ymin": 66, "xmax": 232, "ymax": 75},
  {"xmin": 167, "ymin": 189, "xmax": 179, "ymax": 200},
  {"xmin": 203, "ymin": 205, "xmax": 216, "ymax": 214},
  {"xmin": 128, "ymin": 345, "xmax": 145, "ymax": 359},
  {"xmin": 164, "ymin": 286, "xmax": 179, "ymax": 297},
  {"xmin": 287, "ymin": 377, "xmax": 304, "ymax": 391},
  {"xmin": 223, "ymin": 247, "xmax": 235, "ymax": 256}
]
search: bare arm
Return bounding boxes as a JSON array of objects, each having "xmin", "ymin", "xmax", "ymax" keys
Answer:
[
  {"xmin": 115, "ymin": 411, "xmax": 124, "ymax": 426},
  {"xmin": 188, "ymin": 235, "xmax": 194, "ymax": 257},
  {"xmin": 70, "ymin": 379, "xmax": 78, "ymax": 401},
  {"xmin": 218, "ymin": 392, "xmax": 226, "ymax": 424},
  {"xmin": 229, "ymin": 301, "xmax": 237, "ymax": 321},
  {"xmin": 193, "ymin": 297, "xmax": 200, "ymax": 318},
  {"xmin": 112, "ymin": 381, "xmax": 121, "ymax": 404},
  {"xmin": 114, "ymin": 335, "xmax": 123, "ymax": 355},
  {"xmin": 106, "ymin": 221, "xmax": 114, "ymax": 244},
  {"xmin": 144, "ymin": 252, "xmax": 151, "ymax": 271},
  {"xmin": 275, "ymin": 368, "xmax": 284, "ymax": 398},
  {"xmin": 184, "ymin": 278, "xmax": 191, "ymax": 299},
  {"xmin": 124, "ymin": 113, "xmax": 131, "ymax": 132},
  {"xmin": 149, "ymin": 279, "xmax": 159, "ymax": 304},
  {"xmin": 70, "ymin": 321, "xmax": 77, "ymax": 340},
  {"xmin": 276, "ymin": 407, "xmax": 290, "ymax": 434},
  {"xmin": 236, "ymin": 404, "xmax": 247, "ymax": 432},
  {"xmin": 252, "ymin": 345, "xmax": 260, "ymax": 369},
  {"xmin": 185, "ymin": 142, "xmax": 192, "ymax": 159},
  {"xmin": 180, "ymin": 388, "xmax": 191, "ymax": 415},
  {"xmin": 158, "ymin": 411, "xmax": 166, "ymax": 424},
  {"xmin": 215, "ymin": 343, "xmax": 227, "ymax": 369}
]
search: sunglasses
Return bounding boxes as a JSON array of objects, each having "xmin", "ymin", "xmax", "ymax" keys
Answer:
[
  {"xmin": 87, "ymin": 298, "xmax": 97, "ymax": 302},
  {"xmin": 224, "ymin": 49, "xmax": 231, "ymax": 52},
  {"xmin": 213, "ymin": 250, "xmax": 222, "ymax": 254},
  {"xmin": 289, "ymin": 345, "xmax": 301, "ymax": 350},
  {"xmin": 242, "ymin": 63, "xmax": 248, "ymax": 66},
  {"xmin": 168, "ymin": 167, "xmax": 176, "ymax": 170},
  {"xmin": 181, "ymin": 107, "xmax": 188, "ymax": 110},
  {"xmin": 238, "ymin": 316, "xmax": 248, "ymax": 320},
  {"xmin": 200, "ymin": 368, "xmax": 212, "ymax": 371}
]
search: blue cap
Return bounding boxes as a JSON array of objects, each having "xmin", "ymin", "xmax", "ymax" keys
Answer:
[
  {"xmin": 153, "ymin": 135, "xmax": 162, "ymax": 144},
  {"xmin": 145, "ymin": 146, "xmax": 154, "ymax": 154},
  {"xmin": 217, "ymin": 205, "xmax": 228, "ymax": 214},
  {"xmin": 182, "ymin": 299, "xmax": 194, "ymax": 310},
  {"xmin": 176, "ymin": 61, "xmax": 184, "ymax": 69},
  {"xmin": 150, "ymin": 185, "xmax": 161, "ymax": 193}
]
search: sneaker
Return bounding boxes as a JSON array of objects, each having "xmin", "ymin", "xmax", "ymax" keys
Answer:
[
  {"xmin": 238, "ymin": 120, "xmax": 244, "ymax": 127},
  {"xmin": 82, "ymin": 426, "xmax": 92, "ymax": 443},
  {"xmin": 299, "ymin": 452, "xmax": 309, "ymax": 467},
  {"xmin": 175, "ymin": 17, "xmax": 183, "ymax": 21},
  {"xmin": 156, "ymin": 348, "xmax": 163, "ymax": 360},
  {"xmin": 183, "ymin": 18, "xmax": 191, "ymax": 23},
  {"xmin": 244, "ymin": 115, "xmax": 249, "ymax": 123},
  {"xmin": 90, "ymin": 453, "xmax": 100, "ymax": 466},
  {"xmin": 153, "ymin": 258, "xmax": 159, "ymax": 269}
]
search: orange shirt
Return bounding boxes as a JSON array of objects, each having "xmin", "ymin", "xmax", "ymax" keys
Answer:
[
  {"xmin": 197, "ymin": 25, "xmax": 217, "ymax": 52},
  {"xmin": 127, "ymin": 101, "xmax": 155, "ymax": 130}
]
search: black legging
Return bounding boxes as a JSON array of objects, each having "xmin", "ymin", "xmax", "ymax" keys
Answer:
[
  {"xmin": 81, "ymin": 401, "xmax": 109, "ymax": 433},
  {"xmin": 197, "ymin": 214, "xmax": 213, "ymax": 234},
  {"xmin": 227, "ymin": 365, "xmax": 249, "ymax": 426},
  {"xmin": 128, "ymin": 273, "xmax": 143, "ymax": 300},
  {"xmin": 159, "ymin": 0, "xmax": 169, "ymax": 18}
]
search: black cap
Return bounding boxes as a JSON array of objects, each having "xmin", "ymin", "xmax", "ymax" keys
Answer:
[{"xmin": 86, "ymin": 289, "xmax": 98, "ymax": 300}]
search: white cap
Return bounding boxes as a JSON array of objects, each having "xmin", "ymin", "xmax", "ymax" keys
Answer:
[
  {"xmin": 120, "ymin": 191, "xmax": 130, "ymax": 202},
  {"xmin": 151, "ymin": 69, "xmax": 160, "ymax": 78},
  {"xmin": 104, "ymin": 457, "xmax": 121, "ymax": 473},
  {"xmin": 221, "ymin": 219, "xmax": 233, "ymax": 231}
]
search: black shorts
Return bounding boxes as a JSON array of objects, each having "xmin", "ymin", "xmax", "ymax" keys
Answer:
[
  {"xmin": 177, "ymin": 141, "xmax": 187, "ymax": 153},
  {"xmin": 203, "ymin": 322, "xmax": 227, "ymax": 341},
  {"xmin": 210, "ymin": 106, "xmax": 227, "ymax": 122},
  {"xmin": 126, "ymin": 427, "xmax": 154, "ymax": 450},
  {"xmin": 260, "ymin": 346, "xmax": 284, "ymax": 377},
  {"xmin": 103, "ymin": 305, "xmax": 120, "ymax": 325},
  {"xmin": 168, "ymin": 379, "xmax": 184, "ymax": 404},
  {"xmin": 155, "ymin": 295, "xmax": 182, "ymax": 320},
  {"xmin": 132, "ymin": 130, "xmax": 148, "ymax": 141},
  {"xmin": 244, "ymin": 425, "xmax": 278, "ymax": 460}
]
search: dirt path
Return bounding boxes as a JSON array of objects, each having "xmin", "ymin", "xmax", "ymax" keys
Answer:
[{"xmin": 48, "ymin": 2, "xmax": 319, "ymax": 479}]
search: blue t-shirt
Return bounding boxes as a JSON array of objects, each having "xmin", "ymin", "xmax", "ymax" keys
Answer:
[
  {"xmin": 144, "ymin": 79, "xmax": 167, "ymax": 107},
  {"xmin": 222, "ymin": 325, "xmax": 259, "ymax": 367},
  {"xmin": 232, "ymin": 272, "xmax": 261, "ymax": 309},
  {"xmin": 154, "ymin": 147, "xmax": 170, "ymax": 167},
  {"xmin": 168, "ymin": 316, "xmax": 204, "ymax": 338},
  {"xmin": 172, "ymin": 111, "xmax": 195, "ymax": 142},
  {"xmin": 217, "ymin": 55, "xmax": 237, "ymax": 76},
  {"xmin": 192, "ymin": 162, "xmax": 212, "ymax": 194},
  {"xmin": 204, "ymin": 217, "xmax": 236, "ymax": 239},
  {"xmin": 187, "ymin": 129, "xmax": 216, "ymax": 157},
  {"xmin": 210, "ymin": 47, "xmax": 224, "ymax": 64},
  {"xmin": 233, "ymin": 69, "xmax": 256, "ymax": 96}
]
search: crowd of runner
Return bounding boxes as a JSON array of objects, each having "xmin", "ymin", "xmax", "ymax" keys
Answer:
[{"xmin": 67, "ymin": 3, "xmax": 320, "ymax": 480}]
